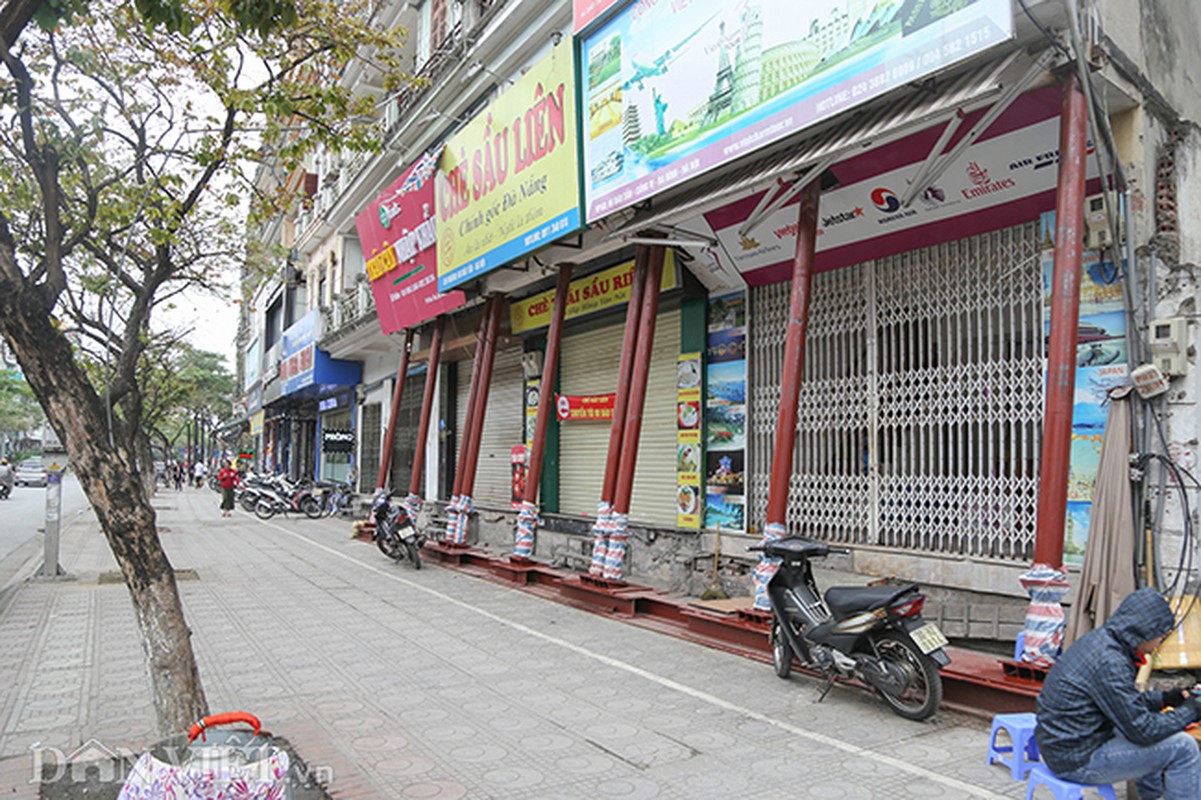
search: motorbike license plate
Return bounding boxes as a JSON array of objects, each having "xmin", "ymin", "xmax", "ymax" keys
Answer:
[{"xmin": 909, "ymin": 623, "xmax": 949, "ymax": 654}]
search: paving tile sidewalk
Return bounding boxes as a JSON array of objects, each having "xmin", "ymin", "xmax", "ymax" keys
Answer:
[{"xmin": 0, "ymin": 487, "xmax": 1068, "ymax": 799}]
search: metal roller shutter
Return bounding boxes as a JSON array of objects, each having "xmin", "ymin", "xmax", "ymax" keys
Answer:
[
  {"xmin": 455, "ymin": 345, "xmax": 524, "ymax": 508},
  {"xmin": 558, "ymin": 307, "xmax": 681, "ymax": 528}
]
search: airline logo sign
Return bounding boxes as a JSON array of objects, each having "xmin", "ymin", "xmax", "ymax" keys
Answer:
[{"xmin": 706, "ymin": 116, "xmax": 1096, "ymax": 279}]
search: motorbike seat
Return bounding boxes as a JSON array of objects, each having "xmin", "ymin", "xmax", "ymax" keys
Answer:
[{"xmin": 824, "ymin": 584, "xmax": 919, "ymax": 618}]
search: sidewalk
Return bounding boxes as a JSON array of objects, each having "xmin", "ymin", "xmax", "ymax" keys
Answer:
[{"xmin": 0, "ymin": 488, "xmax": 1057, "ymax": 798}]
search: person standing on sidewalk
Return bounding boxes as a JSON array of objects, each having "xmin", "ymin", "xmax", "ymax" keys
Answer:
[
  {"xmin": 217, "ymin": 461, "xmax": 239, "ymax": 516},
  {"xmin": 1036, "ymin": 587, "xmax": 1201, "ymax": 799}
]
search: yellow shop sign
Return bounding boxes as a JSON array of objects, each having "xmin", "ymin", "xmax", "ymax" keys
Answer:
[{"xmin": 510, "ymin": 251, "xmax": 677, "ymax": 334}]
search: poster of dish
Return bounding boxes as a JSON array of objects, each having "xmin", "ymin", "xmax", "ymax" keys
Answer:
[
  {"xmin": 705, "ymin": 291, "xmax": 747, "ymax": 531},
  {"xmin": 677, "ymin": 352, "xmax": 703, "ymax": 528},
  {"xmin": 1040, "ymin": 211, "xmax": 1129, "ymax": 564}
]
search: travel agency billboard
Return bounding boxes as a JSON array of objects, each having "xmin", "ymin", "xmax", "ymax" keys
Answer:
[
  {"xmin": 355, "ymin": 152, "xmax": 465, "ymax": 335},
  {"xmin": 435, "ymin": 44, "xmax": 582, "ymax": 292},
  {"xmin": 581, "ymin": 0, "xmax": 1013, "ymax": 222}
]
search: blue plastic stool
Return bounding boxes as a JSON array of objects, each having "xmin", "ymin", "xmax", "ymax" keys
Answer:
[
  {"xmin": 988, "ymin": 712, "xmax": 1040, "ymax": 780},
  {"xmin": 1025, "ymin": 762, "xmax": 1116, "ymax": 799},
  {"xmin": 1015, "ymin": 630, "xmax": 1027, "ymax": 660}
]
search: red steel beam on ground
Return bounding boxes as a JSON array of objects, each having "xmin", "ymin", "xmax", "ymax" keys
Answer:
[
  {"xmin": 1034, "ymin": 72, "xmax": 1088, "ymax": 569},
  {"xmin": 524, "ymin": 267, "xmax": 573, "ymax": 500},
  {"xmin": 612, "ymin": 244, "xmax": 667, "ymax": 515},
  {"xmin": 376, "ymin": 328, "xmax": 414, "ymax": 491},
  {"xmin": 600, "ymin": 248, "xmax": 649, "ymax": 507},
  {"xmin": 460, "ymin": 296, "xmax": 504, "ymax": 498},
  {"xmin": 451, "ymin": 302, "xmax": 493, "ymax": 499},
  {"xmin": 408, "ymin": 317, "xmax": 444, "ymax": 498},
  {"xmin": 765, "ymin": 180, "xmax": 821, "ymax": 526}
]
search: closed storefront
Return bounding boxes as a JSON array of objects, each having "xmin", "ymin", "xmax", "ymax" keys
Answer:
[
  {"xmin": 558, "ymin": 307, "xmax": 681, "ymax": 528},
  {"xmin": 748, "ymin": 223, "xmax": 1043, "ymax": 562},
  {"xmin": 455, "ymin": 346, "xmax": 524, "ymax": 507},
  {"xmin": 387, "ymin": 367, "xmax": 426, "ymax": 494}
]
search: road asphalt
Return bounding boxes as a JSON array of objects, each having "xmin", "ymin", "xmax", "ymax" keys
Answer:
[{"xmin": 0, "ymin": 487, "xmax": 1080, "ymax": 799}]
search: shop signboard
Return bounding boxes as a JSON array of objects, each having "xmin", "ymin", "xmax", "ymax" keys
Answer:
[
  {"xmin": 249, "ymin": 411, "xmax": 264, "ymax": 437},
  {"xmin": 322, "ymin": 428, "xmax": 355, "ymax": 453},
  {"xmin": 555, "ymin": 393, "xmax": 616, "ymax": 421},
  {"xmin": 280, "ymin": 309, "xmax": 362, "ymax": 397},
  {"xmin": 244, "ymin": 337, "xmax": 261, "ymax": 390},
  {"xmin": 702, "ymin": 110, "xmax": 1101, "ymax": 285},
  {"xmin": 435, "ymin": 44, "xmax": 582, "ymax": 291},
  {"xmin": 581, "ymin": 0, "xmax": 1013, "ymax": 222},
  {"xmin": 574, "ymin": 0, "xmax": 622, "ymax": 33},
  {"xmin": 510, "ymin": 251, "xmax": 677, "ymax": 334},
  {"xmin": 354, "ymin": 151, "xmax": 465, "ymax": 335}
]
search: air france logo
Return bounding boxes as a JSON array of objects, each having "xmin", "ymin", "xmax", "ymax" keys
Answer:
[{"xmin": 871, "ymin": 188, "xmax": 901, "ymax": 213}]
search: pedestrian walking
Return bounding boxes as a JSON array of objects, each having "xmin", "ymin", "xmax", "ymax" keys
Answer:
[
  {"xmin": 217, "ymin": 461, "xmax": 239, "ymax": 517},
  {"xmin": 173, "ymin": 462, "xmax": 184, "ymax": 491},
  {"xmin": 193, "ymin": 460, "xmax": 207, "ymax": 488}
]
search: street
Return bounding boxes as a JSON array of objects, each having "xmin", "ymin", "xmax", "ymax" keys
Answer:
[
  {"xmin": 0, "ymin": 472, "xmax": 88, "ymax": 563},
  {"xmin": 0, "ymin": 489, "xmax": 1046, "ymax": 799}
]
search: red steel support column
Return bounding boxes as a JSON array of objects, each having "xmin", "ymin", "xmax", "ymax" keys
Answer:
[
  {"xmin": 604, "ymin": 243, "xmax": 667, "ymax": 580},
  {"xmin": 376, "ymin": 328, "xmax": 414, "ymax": 492},
  {"xmin": 514, "ymin": 266, "xmax": 573, "ymax": 557},
  {"xmin": 589, "ymin": 249, "xmax": 648, "ymax": 573},
  {"xmin": 446, "ymin": 302, "xmax": 492, "ymax": 541},
  {"xmin": 1034, "ymin": 72, "xmax": 1089, "ymax": 569},
  {"xmin": 752, "ymin": 178, "xmax": 821, "ymax": 609},
  {"xmin": 405, "ymin": 317, "xmax": 444, "ymax": 521}
]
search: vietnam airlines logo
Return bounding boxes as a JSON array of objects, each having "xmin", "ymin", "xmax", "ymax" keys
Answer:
[{"xmin": 871, "ymin": 188, "xmax": 901, "ymax": 213}]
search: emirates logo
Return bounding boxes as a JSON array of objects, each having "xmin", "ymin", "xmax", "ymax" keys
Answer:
[{"xmin": 966, "ymin": 161, "xmax": 990, "ymax": 186}]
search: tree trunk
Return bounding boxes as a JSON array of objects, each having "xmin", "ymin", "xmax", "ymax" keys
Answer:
[{"xmin": 0, "ymin": 287, "xmax": 208, "ymax": 734}]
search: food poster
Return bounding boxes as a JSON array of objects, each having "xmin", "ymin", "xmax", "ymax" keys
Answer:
[
  {"xmin": 1039, "ymin": 211, "xmax": 1129, "ymax": 564},
  {"xmin": 676, "ymin": 352, "xmax": 703, "ymax": 528},
  {"xmin": 704, "ymin": 291, "xmax": 747, "ymax": 531}
]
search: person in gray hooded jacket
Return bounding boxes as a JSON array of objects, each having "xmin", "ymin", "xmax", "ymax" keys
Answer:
[{"xmin": 1036, "ymin": 587, "xmax": 1201, "ymax": 799}]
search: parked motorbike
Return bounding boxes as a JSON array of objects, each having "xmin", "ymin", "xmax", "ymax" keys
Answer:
[
  {"xmin": 749, "ymin": 535, "xmax": 949, "ymax": 720},
  {"xmin": 314, "ymin": 480, "xmax": 353, "ymax": 518},
  {"xmin": 371, "ymin": 490, "xmax": 423, "ymax": 569},
  {"xmin": 0, "ymin": 482, "xmax": 9, "ymax": 500},
  {"xmin": 252, "ymin": 480, "xmax": 321, "ymax": 520}
]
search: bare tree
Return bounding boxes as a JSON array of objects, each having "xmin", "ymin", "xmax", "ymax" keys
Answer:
[{"xmin": 0, "ymin": 0, "xmax": 405, "ymax": 733}]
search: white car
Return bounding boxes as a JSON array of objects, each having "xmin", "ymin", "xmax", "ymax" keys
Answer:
[{"xmin": 15, "ymin": 459, "xmax": 47, "ymax": 487}]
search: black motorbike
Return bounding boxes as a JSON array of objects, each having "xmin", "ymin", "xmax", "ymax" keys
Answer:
[
  {"xmin": 0, "ymin": 481, "xmax": 9, "ymax": 500},
  {"xmin": 750, "ymin": 535, "xmax": 949, "ymax": 721},
  {"xmin": 371, "ymin": 491, "xmax": 423, "ymax": 569}
]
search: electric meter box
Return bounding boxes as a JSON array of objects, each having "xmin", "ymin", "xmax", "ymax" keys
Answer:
[{"xmin": 1148, "ymin": 317, "xmax": 1189, "ymax": 376}]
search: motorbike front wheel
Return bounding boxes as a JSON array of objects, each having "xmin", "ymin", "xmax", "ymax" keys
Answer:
[
  {"xmin": 872, "ymin": 630, "xmax": 943, "ymax": 721},
  {"xmin": 253, "ymin": 499, "xmax": 279, "ymax": 520},
  {"xmin": 404, "ymin": 539, "xmax": 422, "ymax": 570},
  {"xmin": 770, "ymin": 620, "xmax": 792, "ymax": 678},
  {"xmin": 300, "ymin": 496, "xmax": 323, "ymax": 519},
  {"xmin": 375, "ymin": 534, "xmax": 402, "ymax": 561},
  {"xmin": 240, "ymin": 492, "xmax": 260, "ymax": 513}
]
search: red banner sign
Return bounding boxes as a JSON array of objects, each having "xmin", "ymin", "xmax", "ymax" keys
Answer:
[{"xmin": 555, "ymin": 393, "xmax": 616, "ymax": 421}]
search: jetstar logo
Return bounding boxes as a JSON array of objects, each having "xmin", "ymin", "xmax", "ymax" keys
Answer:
[
  {"xmin": 821, "ymin": 207, "xmax": 864, "ymax": 227},
  {"xmin": 961, "ymin": 160, "xmax": 1016, "ymax": 200},
  {"xmin": 870, "ymin": 188, "xmax": 901, "ymax": 213}
]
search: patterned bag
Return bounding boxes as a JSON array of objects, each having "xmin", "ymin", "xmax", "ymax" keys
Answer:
[{"xmin": 118, "ymin": 712, "xmax": 290, "ymax": 800}]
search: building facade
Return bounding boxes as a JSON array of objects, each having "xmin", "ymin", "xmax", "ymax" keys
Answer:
[{"xmin": 239, "ymin": 0, "xmax": 1201, "ymax": 635}]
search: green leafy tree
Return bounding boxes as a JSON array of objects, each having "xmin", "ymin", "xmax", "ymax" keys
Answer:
[
  {"xmin": 0, "ymin": 369, "xmax": 42, "ymax": 454},
  {"xmin": 0, "ymin": 0, "xmax": 406, "ymax": 733}
]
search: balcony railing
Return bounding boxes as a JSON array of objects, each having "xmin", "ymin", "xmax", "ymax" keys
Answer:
[{"xmin": 320, "ymin": 280, "xmax": 377, "ymax": 343}]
